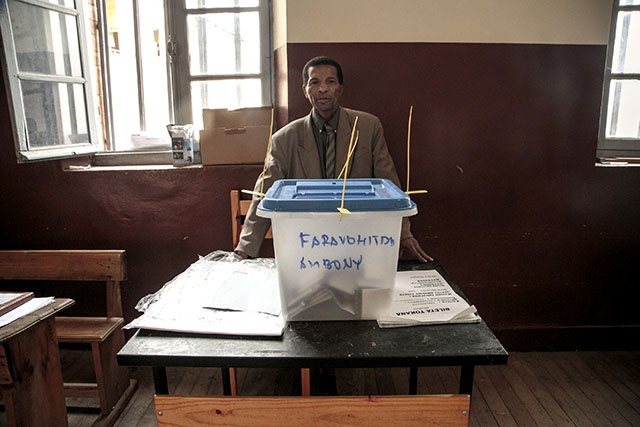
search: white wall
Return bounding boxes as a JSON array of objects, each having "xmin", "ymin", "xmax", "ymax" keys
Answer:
[
  {"xmin": 281, "ymin": 0, "xmax": 612, "ymax": 45},
  {"xmin": 272, "ymin": 0, "xmax": 287, "ymax": 49}
]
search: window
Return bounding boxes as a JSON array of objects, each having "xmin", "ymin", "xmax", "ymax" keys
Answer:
[
  {"xmin": 0, "ymin": 0, "xmax": 99, "ymax": 162},
  {"xmin": 0, "ymin": 0, "xmax": 272, "ymax": 164},
  {"xmin": 597, "ymin": 0, "xmax": 640, "ymax": 163}
]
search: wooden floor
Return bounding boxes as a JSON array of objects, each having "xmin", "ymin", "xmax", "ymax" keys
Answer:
[{"xmin": 1, "ymin": 350, "xmax": 638, "ymax": 426}]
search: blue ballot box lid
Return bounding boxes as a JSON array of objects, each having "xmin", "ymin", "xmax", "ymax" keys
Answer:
[{"xmin": 257, "ymin": 179, "xmax": 415, "ymax": 213}]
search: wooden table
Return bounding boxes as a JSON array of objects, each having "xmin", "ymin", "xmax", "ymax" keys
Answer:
[
  {"xmin": 0, "ymin": 298, "xmax": 73, "ymax": 427},
  {"xmin": 118, "ymin": 261, "xmax": 508, "ymax": 396}
]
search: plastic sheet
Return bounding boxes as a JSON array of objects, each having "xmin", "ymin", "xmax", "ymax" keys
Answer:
[{"xmin": 126, "ymin": 251, "xmax": 285, "ymax": 336}]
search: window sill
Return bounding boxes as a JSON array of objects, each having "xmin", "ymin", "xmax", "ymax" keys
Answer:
[
  {"xmin": 60, "ymin": 151, "xmax": 263, "ymax": 171},
  {"xmin": 62, "ymin": 150, "xmax": 200, "ymax": 171},
  {"xmin": 93, "ymin": 150, "xmax": 176, "ymax": 166},
  {"xmin": 64, "ymin": 163, "xmax": 203, "ymax": 172},
  {"xmin": 596, "ymin": 158, "xmax": 640, "ymax": 167}
]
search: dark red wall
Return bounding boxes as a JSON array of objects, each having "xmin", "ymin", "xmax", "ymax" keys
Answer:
[{"xmin": 2, "ymin": 42, "xmax": 639, "ymax": 350}]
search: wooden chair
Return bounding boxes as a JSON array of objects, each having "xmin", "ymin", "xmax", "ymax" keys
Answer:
[
  {"xmin": 154, "ymin": 394, "xmax": 471, "ymax": 427},
  {"xmin": 0, "ymin": 250, "xmax": 138, "ymax": 427},
  {"xmin": 229, "ymin": 191, "xmax": 310, "ymax": 396},
  {"xmin": 230, "ymin": 189, "xmax": 272, "ymax": 248}
]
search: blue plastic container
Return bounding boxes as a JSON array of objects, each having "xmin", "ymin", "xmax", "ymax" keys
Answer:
[
  {"xmin": 257, "ymin": 179, "xmax": 417, "ymax": 321},
  {"xmin": 257, "ymin": 179, "xmax": 416, "ymax": 213}
]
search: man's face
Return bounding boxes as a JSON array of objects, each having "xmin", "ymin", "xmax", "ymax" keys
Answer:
[{"xmin": 303, "ymin": 64, "xmax": 343, "ymax": 120}]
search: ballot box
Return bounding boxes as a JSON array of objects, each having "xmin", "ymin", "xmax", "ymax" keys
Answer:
[{"xmin": 257, "ymin": 179, "xmax": 417, "ymax": 321}]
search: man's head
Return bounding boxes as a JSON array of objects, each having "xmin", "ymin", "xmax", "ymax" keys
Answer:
[
  {"xmin": 302, "ymin": 56, "xmax": 344, "ymax": 85},
  {"xmin": 302, "ymin": 56, "xmax": 344, "ymax": 120}
]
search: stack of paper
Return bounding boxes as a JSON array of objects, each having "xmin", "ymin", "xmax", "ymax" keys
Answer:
[
  {"xmin": 0, "ymin": 292, "xmax": 34, "ymax": 316},
  {"xmin": 377, "ymin": 269, "xmax": 480, "ymax": 328},
  {"xmin": 0, "ymin": 296, "xmax": 55, "ymax": 328},
  {"xmin": 125, "ymin": 251, "xmax": 285, "ymax": 336}
]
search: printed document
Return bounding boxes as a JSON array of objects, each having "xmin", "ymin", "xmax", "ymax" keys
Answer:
[{"xmin": 378, "ymin": 269, "xmax": 480, "ymax": 328}]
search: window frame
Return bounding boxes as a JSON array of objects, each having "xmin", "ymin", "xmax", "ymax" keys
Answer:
[
  {"xmin": 1, "ymin": 0, "xmax": 273, "ymax": 165},
  {"xmin": 166, "ymin": 0, "xmax": 272, "ymax": 127},
  {"xmin": 0, "ymin": 0, "xmax": 101, "ymax": 163},
  {"xmin": 97, "ymin": 0, "xmax": 273, "ymax": 161},
  {"xmin": 597, "ymin": 0, "xmax": 640, "ymax": 162}
]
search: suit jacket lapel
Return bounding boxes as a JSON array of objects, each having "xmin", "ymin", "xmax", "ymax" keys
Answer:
[
  {"xmin": 336, "ymin": 107, "xmax": 354, "ymax": 178},
  {"xmin": 297, "ymin": 113, "xmax": 323, "ymax": 178}
]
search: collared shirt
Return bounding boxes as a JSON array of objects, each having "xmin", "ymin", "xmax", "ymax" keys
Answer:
[{"xmin": 311, "ymin": 109, "xmax": 340, "ymax": 179}]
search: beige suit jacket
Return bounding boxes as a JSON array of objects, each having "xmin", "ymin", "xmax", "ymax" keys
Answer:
[{"xmin": 236, "ymin": 106, "xmax": 413, "ymax": 257}]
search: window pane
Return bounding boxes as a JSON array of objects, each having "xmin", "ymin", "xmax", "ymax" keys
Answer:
[
  {"xmin": 9, "ymin": 1, "xmax": 82, "ymax": 77},
  {"xmin": 620, "ymin": 0, "xmax": 640, "ymax": 6},
  {"xmin": 185, "ymin": 0, "xmax": 259, "ymax": 9},
  {"xmin": 22, "ymin": 80, "xmax": 89, "ymax": 147},
  {"xmin": 188, "ymin": 12, "xmax": 260, "ymax": 76},
  {"xmin": 606, "ymin": 79, "xmax": 640, "ymax": 138},
  {"xmin": 108, "ymin": 0, "xmax": 141, "ymax": 148},
  {"xmin": 191, "ymin": 79, "xmax": 262, "ymax": 129},
  {"xmin": 106, "ymin": 0, "xmax": 170, "ymax": 150},
  {"xmin": 137, "ymin": 0, "xmax": 171, "ymax": 146},
  {"xmin": 612, "ymin": 11, "xmax": 640, "ymax": 73}
]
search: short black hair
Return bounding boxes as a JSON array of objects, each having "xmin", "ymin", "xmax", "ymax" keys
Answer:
[{"xmin": 302, "ymin": 56, "xmax": 344, "ymax": 85}]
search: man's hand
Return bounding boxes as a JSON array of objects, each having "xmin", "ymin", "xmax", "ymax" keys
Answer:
[
  {"xmin": 399, "ymin": 237, "xmax": 433, "ymax": 263},
  {"xmin": 234, "ymin": 250, "xmax": 250, "ymax": 260}
]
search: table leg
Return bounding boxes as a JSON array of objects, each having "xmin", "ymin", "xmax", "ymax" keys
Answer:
[
  {"xmin": 459, "ymin": 365, "xmax": 475, "ymax": 395},
  {"xmin": 301, "ymin": 368, "xmax": 310, "ymax": 396},
  {"xmin": 153, "ymin": 367, "xmax": 169, "ymax": 394},
  {"xmin": 409, "ymin": 367, "xmax": 418, "ymax": 395},
  {"xmin": 0, "ymin": 317, "xmax": 68, "ymax": 426},
  {"xmin": 221, "ymin": 368, "xmax": 232, "ymax": 395}
]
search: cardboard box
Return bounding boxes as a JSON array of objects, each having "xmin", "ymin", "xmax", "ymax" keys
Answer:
[
  {"xmin": 257, "ymin": 178, "xmax": 417, "ymax": 321},
  {"xmin": 200, "ymin": 107, "xmax": 271, "ymax": 165}
]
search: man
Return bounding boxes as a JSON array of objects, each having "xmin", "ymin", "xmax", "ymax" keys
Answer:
[{"xmin": 235, "ymin": 56, "xmax": 431, "ymax": 262}]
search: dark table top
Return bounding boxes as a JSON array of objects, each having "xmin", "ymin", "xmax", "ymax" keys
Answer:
[{"xmin": 117, "ymin": 261, "xmax": 508, "ymax": 369}]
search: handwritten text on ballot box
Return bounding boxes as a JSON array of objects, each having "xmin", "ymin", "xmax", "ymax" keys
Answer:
[{"xmin": 257, "ymin": 179, "xmax": 417, "ymax": 321}]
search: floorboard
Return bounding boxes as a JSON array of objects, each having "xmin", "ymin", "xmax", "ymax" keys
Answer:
[
  {"xmin": 0, "ymin": 351, "xmax": 638, "ymax": 427},
  {"xmin": 498, "ymin": 354, "xmax": 554, "ymax": 426}
]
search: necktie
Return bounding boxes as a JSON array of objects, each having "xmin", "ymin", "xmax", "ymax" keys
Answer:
[{"xmin": 323, "ymin": 123, "xmax": 336, "ymax": 179}]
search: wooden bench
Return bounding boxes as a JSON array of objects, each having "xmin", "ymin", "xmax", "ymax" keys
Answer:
[
  {"xmin": 0, "ymin": 250, "xmax": 138, "ymax": 427},
  {"xmin": 154, "ymin": 394, "xmax": 471, "ymax": 427}
]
